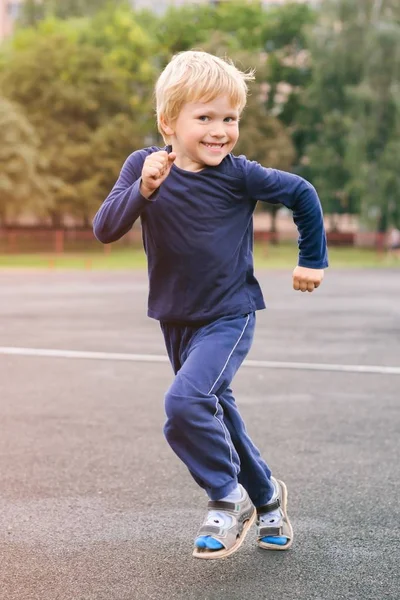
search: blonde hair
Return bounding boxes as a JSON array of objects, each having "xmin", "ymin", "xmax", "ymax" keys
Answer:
[{"xmin": 155, "ymin": 50, "xmax": 255, "ymax": 142}]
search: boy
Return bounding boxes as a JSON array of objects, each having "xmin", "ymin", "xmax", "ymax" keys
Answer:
[{"xmin": 93, "ymin": 51, "xmax": 327, "ymax": 560}]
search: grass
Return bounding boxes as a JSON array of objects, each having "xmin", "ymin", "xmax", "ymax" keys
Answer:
[{"xmin": 0, "ymin": 243, "xmax": 398, "ymax": 270}]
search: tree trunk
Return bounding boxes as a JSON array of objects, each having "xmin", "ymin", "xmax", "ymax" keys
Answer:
[
  {"xmin": 329, "ymin": 214, "xmax": 340, "ymax": 233},
  {"xmin": 269, "ymin": 205, "xmax": 279, "ymax": 245},
  {"xmin": 50, "ymin": 211, "xmax": 62, "ymax": 228}
]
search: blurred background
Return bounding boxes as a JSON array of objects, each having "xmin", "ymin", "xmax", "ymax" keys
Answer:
[{"xmin": 0, "ymin": 0, "xmax": 399, "ymax": 269}]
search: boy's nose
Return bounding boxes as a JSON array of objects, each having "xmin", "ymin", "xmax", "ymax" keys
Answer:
[{"xmin": 209, "ymin": 124, "xmax": 226, "ymax": 138}]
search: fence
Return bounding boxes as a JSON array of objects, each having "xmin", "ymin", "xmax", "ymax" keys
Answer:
[
  {"xmin": 0, "ymin": 227, "xmax": 388, "ymax": 254},
  {"xmin": 0, "ymin": 227, "xmax": 141, "ymax": 254}
]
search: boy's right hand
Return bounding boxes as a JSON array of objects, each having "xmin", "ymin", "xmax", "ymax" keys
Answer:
[{"xmin": 140, "ymin": 150, "xmax": 177, "ymax": 198}]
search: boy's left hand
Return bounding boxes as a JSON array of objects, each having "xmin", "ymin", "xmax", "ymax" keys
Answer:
[{"xmin": 292, "ymin": 266, "xmax": 324, "ymax": 293}]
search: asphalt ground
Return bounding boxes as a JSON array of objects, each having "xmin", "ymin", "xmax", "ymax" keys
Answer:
[{"xmin": 0, "ymin": 268, "xmax": 399, "ymax": 600}]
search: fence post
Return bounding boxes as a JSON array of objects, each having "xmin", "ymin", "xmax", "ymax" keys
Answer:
[
  {"xmin": 376, "ymin": 232, "xmax": 385, "ymax": 257},
  {"xmin": 7, "ymin": 229, "xmax": 17, "ymax": 253},
  {"xmin": 55, "ymin": 230, "xmax": 64, "ymax": 254}
]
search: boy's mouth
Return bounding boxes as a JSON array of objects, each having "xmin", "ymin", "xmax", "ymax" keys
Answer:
[{"xmin": 201, "ymin": 142, "xmax": 226, "ymax": 149}]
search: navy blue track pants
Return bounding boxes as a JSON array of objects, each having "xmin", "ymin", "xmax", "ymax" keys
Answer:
[{"xmin": 160, "ymin": 313, "xmax": 274, "ymax": 507}]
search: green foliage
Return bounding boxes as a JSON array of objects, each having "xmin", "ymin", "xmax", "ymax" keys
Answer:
[
  {"xmin": 0, "ymin": 97, "xmax": 48, "ymax": 224},
  {"xmin": 297, "ymin": 0, "xmax": 400, "ymax": 230},
  {"xmin": 81, "ymin": 5, "xmax": 158, "ymax": 79},
  {"xmin": 0, "ymin": 0, "xmax": 398, "ymax": 233},
  {"xmin": 236, "ymin": 90, "xmax": 296, "ymax": 172},
  {"xmin": 150, "ymin": 4, "xmax": 216, "ymax": 57},
  {"xmin": 0, "ymin": 29, "xmax": 149, "ymax": 225},
  {"xmin": 1, "ymin": 2, "xmax": 313, "ymax": 228},
  {"xmin": 149, "ymin": 0, "xmax": 315, "ymax": 68},
  {"xmin": 19, "ymin": 0, "xmax": 126, "ymax": 25}
]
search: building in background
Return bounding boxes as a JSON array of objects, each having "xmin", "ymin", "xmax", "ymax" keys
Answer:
[
  {"xmin": 0, "ymin": 0, "xmax": 318, "ymax": 41},
  {"xmin": 0, "ymin": 0, "xmax": 22, "ymax": 39}
]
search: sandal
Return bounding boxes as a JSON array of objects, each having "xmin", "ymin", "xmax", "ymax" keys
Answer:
[
  {"xmin": 193, "ymin": 485, "xmax": 256, "ymax": 560},
  {"xmin": 256, "ymin": 477, "xmax": 293, "ymax": 551}
]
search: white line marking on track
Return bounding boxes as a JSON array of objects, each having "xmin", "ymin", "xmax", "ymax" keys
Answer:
[{"xmin": 0, "ymin": 346, "xmax": 399, "ymax": 375}]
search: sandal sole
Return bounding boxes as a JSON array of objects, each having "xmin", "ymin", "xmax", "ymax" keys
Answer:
[
  {"xmin": 257, "ymin": 479, "xmax": 293, "ymax": 551},
  {"xmin": 192, "ymin": 506, "xmax": 256, "ymax": 560}
]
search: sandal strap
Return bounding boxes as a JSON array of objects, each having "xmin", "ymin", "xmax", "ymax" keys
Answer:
[
  {"xmin": 256, "ymin": 498, "xmax": 280, "ymax": 515},
  {"xmin": 258, "ymin": 525, "xmax": 283, "ymax": 537},
  {"xmin": 207, "ymin": 500, "xmax": 237, "ymax": 511},
  {"xmin": 198, "ymin": 525, "xmax": 223, "ymax": 537}
]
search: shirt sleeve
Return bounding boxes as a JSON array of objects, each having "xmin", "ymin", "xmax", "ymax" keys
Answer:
[
  {"xmin": 245, "ymin": 159, "xmax": 328, "ymax": 269},
  {"xmin": 93, "ymin": 149, "xmax": 160, "ymax": 244}
]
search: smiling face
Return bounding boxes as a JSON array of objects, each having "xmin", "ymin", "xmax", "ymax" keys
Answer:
[{"xmin": 161, "ymin": 95, "xmax": 240, "ymax": 172}]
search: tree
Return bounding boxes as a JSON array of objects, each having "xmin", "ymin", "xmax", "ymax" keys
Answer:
[
  {"xmin": 0, "ymin": 1, "xmax": 318, "ymax": 227},
  {"xmin": 237, "ymin": 89, "xmax": 296, "ymax": 238},
  {"xmin": 150, "ymin": 1, "xmax": 315, "ymax": 55},
  {"xmin": 345, "ymin": 2, "xmax": 400, "ymax": 232},
  {"xmin": 298, "ymin": 0, "xmax": 400, "ymax": 232},
  {"xmin": 19, "ymin": 0, "xmax": 125, "ymax": 26},
  {"xmin": 0, "ymin": 26, "xmax": 152, "ymax": 225},
  {"xmin": 0, "ymin": 97, "xmax": 48, "ymax": 225},
  {"xmin": 81, "ymin": 4, "xmax": 159, "ymax": 109}
]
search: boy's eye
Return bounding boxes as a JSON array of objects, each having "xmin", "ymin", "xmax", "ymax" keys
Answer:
[{"xmin": 197, "ymin": 116, "xmax": 237, "ymax": 122}]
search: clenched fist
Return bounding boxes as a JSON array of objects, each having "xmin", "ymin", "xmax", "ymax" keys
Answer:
[
  {"xmin": 140, "ymin": 150, "xmax": 177, "ymax": 198},
  {"xmin": 292, "ymin": 266, "xmax": 324, "ymax": 293}
]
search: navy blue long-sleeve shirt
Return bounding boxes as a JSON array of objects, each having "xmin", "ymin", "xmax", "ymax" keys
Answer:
[{"xmin": 93, "ymin": 146, "xmax": 328, "ymax": 323}]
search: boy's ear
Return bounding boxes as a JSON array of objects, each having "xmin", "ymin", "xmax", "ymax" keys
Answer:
[{"xmin": 160, "ymin": 115, "xmax": 174, "ymax": 136}]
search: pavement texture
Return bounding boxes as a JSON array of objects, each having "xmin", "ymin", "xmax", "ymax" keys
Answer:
[{"xmin": 0, "ymin": 268, "xmax": 399, "ymax": 600}]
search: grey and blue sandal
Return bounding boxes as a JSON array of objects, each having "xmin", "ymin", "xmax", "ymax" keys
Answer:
[
  {"xmin": 256, "ymin": 477, "xmax": 293, "ymax": 551},
  {"xmin": 193, "ymin": 485, "xmax": 256, "ymax": 559}
]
